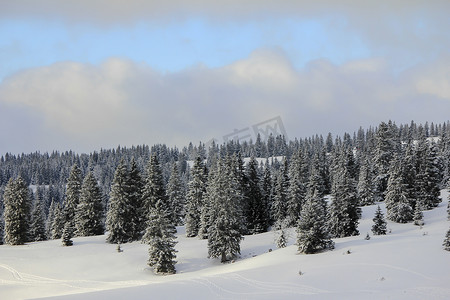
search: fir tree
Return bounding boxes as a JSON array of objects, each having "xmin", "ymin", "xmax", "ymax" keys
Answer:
[
  {"xmin": 75, "ymin": 172, "xmax": 104, "ymax": 236},
  {"xmin": 443, "ymin": 228, "xmax": 450, "ymax": 251},
  {"xmin": 296, "ymin": 181, "xmax": 334, "ymax": 254},
  {"xmin": 142, "ymin": 155, "xmax": 171, "ymax": 243},
  {"xmin": 166, "ymin": 162, "xmax": 185, "ymax": 226},
  {"xmin": 271, "ymin": 160, "xmax": 289, "ymax": 229},
  {"xmin": 286, "ymin": 150, "xmax": 307, "ymax": 227},
  {"xmin": 329, "ymin": 161, "xmax": 360, "ymax": 238},
  {"xmin": 385, "ymin": 156, "xmax": 413, "ymax": 223},
  {"xmin": 415, "ymin": 141, "xmax": 441, "ymax": 210},
  {"xmin": 3, "ymin": 177, "xmax": 31, "ymax": 245},
  {"xmin": 106, "ymin": 160, "xmax": 134, "ymax": 243},
  {"xmin": 46, "ymin": 199, "xmax": 57, "ymax": 239},
  {"xmin": 198, "ymin": 164, "xmax": 217, "ymax": 239},
  {"xmin": 51, "ymin": 202, "xmax": 64, "ymax": 239},
  {"xmin": 185, "ymin": 156, "xmax": 206, "ymax": 237},
  {"xmin": 371, "ymin": 205, "xmax": 387, "ymax": 235},
  {"xmin": 142, "ymin": 158, "xmax": 177, "ymax": 274},
  {"xmin": 61, "ymin": 221, "xmax": 74, "ymax": 246},
  {"xmin": 207, "ymin": 157, "xmax": 244, "ymax": 263},
  {"xmin": 413, "ymin": 205, "xmax": 424, "ymax": 226},
  {"xmin": 245, "ymin": 156, "xmax": 268, "ymax": 234},
  {"xmin": 128, "ymin": 157, "xmax": 144, "ymax": 239},
  {"xmin": 357, "ymin": 157, "xmax": 375, "ymax": 206},
  {"xmin": 261, "ymin": 161, "xmax": 273, "ymax": 226},
  {"xmin": 64, "ymin": 165, "xmax": 82, "ymax": 229},
  {"xmin": 30, "ymin": 193, "xmax": 47, "ymax": 241},
  {"xmin": 275, "ymin": 218, "xmax": 289, "ymax": 248}
]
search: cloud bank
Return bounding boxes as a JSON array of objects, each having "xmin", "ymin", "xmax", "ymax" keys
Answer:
[{"xmin": 1, "ymin": 50, "xmax": 449, "ymax": 153}]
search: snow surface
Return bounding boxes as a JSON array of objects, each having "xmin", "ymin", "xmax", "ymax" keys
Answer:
[{"xmin": 1, "ymin": 191, "xmax": 449, "ymax": 300}]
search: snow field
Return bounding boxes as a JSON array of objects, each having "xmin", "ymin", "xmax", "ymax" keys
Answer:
[{"xmin": 0, "ymin": 191, "xmax": 449, "ymax": 300}]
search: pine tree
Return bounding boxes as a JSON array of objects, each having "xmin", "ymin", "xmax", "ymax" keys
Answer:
[
  {"xmin": 46, "ymin": 199, "xmax": 57, "ymax": 239},
  {"xmin": 198, "ymin": 164, "xmax": 217, "ymax": 239},
  {"xmin": 271, "ymin": 160, "xmax": 289, "ymax": 229},
  {"xmin": 371, "ymin": 205, "xmax": 387, "ymax": 235},
  {"xmin": 61, "ymin": 221, "xmax": 74, "ymax": 246},
  {"xmin": 207, "ymin": 157, "xmax": 244, "ymax": 263},
  {"xmin": 275, "ymin": 218, "xmax": 289, "ymax": 248},
  {"xmin": 296, "ymin": 178, "xmax": 334, "ymax": 254},
  {"xmin": 30, "ymin": 193, "xmax": 47, "ymax": 241},
  {"xmin": 357, "ymin": 157, "xmax": 375, "ymax": 206},
  {"xmin": 0, "ymin": 210, "xmax": 4, "ymax": 245},
  {"xmin": 142, "ymin": 157, "xmax": 177, "ymax": 274},
  {"xmin": 443, "ymin": 228, "xmax": 450, "ymax": 251},
  {"xmin": 3, "ymin": 177, "xmax": 31, "ymax": 245},
  {"xmin": 245, "ymin": 156, "xmax": 268, "ymax": 233},
  {"xmin": 385, "ymin": 156, "xmax": 413, "ymax": 223},
  {"xmin": 106, "ymin": 160, "xmax": 134, "ymax": 243},
  {"xmin": 329, "ymin": 159, "xmax": 360, "ymax": 238},
  {"xmin": 128, "ymin": 157, "xmax": 144, "ymax": 239},
  {"xmin": 374, "ymin": 121, "xmax": 399, "ymax": 200},
  {"xmin": 166, "ymin": 162, "xmax": 185, "ymax": 226},
  {"xmin": 415, "ymin": 141, "xmax": 441, "ymax": 210},
  {"xmin": 51, "ymin": 202, "xmax": 64, "ymax": 239},
  {"xmin": 286, "ymin": 150, "xmax": 307, "ymax": 227},
  {"xmin": 413, "ymin": 204, "xmax": 424, "ymax": 226},
  {"xmin": 261, "ymin": 161, "xmax": 273, "ymax": 226},
  {"xmin": 185, "ymin": 156, "xmax": 206, "ymax": 237},
  {"xmin": 74, "ymin": 172, "xmax": 104, "ymax": 236},
  {"xmin": 64, "ymin": 165, "xmax": 82, "ymax": 229}
]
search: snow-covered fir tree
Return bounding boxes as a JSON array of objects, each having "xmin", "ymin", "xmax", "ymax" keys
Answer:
[
  {"xmin": 415, "ymin": 138, "xmax": 441, "ymax": 210},
  {"xmin": 443, "ymin": 228, "xmax": 450, "ymax": 251},
  {"xmin": 46, "ymin": 199, "xmax": 57, "ymax": 239},
  {"xmin": 286, "ymin": 150, "xmax": 307, "ymax": 227},
  {"xmin": 166, "ymin": 162, "xmax": 185, "ymax": 226},
  {"xmin": 0, "ymin": 209, "xmax": 4, "ymax": 245},
  {"xmin": 329, "ymin": 155, "xmax": 360, "ymax": 238},
  {"xmin": 357, "ymin": 156, "xmax": 375, "ymax": 206},
  {"xmin": 296, "ymin": 176, "xmax": 334, "ymax": 254},
  {"xmin": 207, "ymin": 157, "xmax": 244, "ymax": 263},
  {"xmin": 61, "ymin": 221, "xmax": 74, "ymax": 246},
  {"xmin": 127, "ymin": 157, "xmax": 144, "ymax": 239},
  {"xmin": 271, "ymin": 159, "xmax": 289, "ymax": 229},
  {"xmin": 385, "ymin": 156, "xmax": 413, "ymax": 223},
  {"xmin": 142, "ymin": 156, "xmax": 177, "ymax": 274},
  {"xmin": 371, "ymin": 205, "xmax": 387, "ymax": 235},
  {"xmin": 3, "ymin": 177, "xmax": 31, "ymax": 245},
  {"xmin": 275, "ymin": 218, "xmax": 289, "ymax": 248},
  {"xmin": 75, "ymin": 172, "xmax": 104, "ymax": 236},
  {"xmin": 29, "ymin": 192, "xmax": 47, "ymax": 241},
  {"xmin": 185, "ymin": 156, "xmax": 206, "ymax": 237},
  {"xmin": 245, "ymin": 156, "xmax": 268, "ymax": 234},
  {"xmin": 261, "ymin": 161, "xmax": 273, "ymax": 226},
  {"xmin": 63, "ymin": 165, "xmax": 82, "ymax": 229},
  {"xmin": 374, "ymin": 121, "xmax": 399, "ymax": 201},
  {"xmin": 106, "ymin": 159, "xmax": 135, "ymax": 243},
  {"xmin": 198, "ymin": 164, "xmax": 217, "ymax": 239},
  {"xmin": 142, "ymin": 155, "xmax": 169, "ymax": 243},
  {"xmin": 413, "ymin": 204, "xmax": 424, "ymax": 226},
  {"xmin": 50, "ymin": 202, "xmax": 64, "ymax": 239}
]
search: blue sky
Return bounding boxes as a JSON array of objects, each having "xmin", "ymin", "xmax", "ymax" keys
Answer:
[{"xmin": 0, "ymin": 1, "xmax": 449, "ymax": 154}]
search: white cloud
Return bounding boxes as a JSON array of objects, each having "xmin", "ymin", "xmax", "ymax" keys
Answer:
[{"xmin": 1, "ymin": 50, "xmax": 449, "ymax": 154}]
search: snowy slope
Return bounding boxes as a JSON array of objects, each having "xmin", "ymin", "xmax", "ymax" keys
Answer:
[{"xmin": 1, "ymin": 191, "xmax": 449, "ymax": 300}]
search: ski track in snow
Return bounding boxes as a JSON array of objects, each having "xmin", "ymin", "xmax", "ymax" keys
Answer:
[
  {"xmin": 0, "ymin": 263, "xmax": 149, "ymax": 291},
  {"xmin": 186, "ymin": 273, "xmax": 329, "ymax": 299}
]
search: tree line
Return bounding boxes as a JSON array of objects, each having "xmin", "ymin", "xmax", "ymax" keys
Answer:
[{"xmin": 1, "ymin": 120, "xmax": 450, "ymax": 274}]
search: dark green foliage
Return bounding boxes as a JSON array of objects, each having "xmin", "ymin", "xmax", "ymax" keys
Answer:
[
  {"xmin": 3, "ymin": 177, "xmax": 31, "ymax": 245},
  {"xmin": 443, "ymin": 228, "xmax": 450, "ymax": 251},
  {"xmin": 106, "ymin": 160, "xmax": 135, "ymax": 243},
  {"xmin": 287, "ymin": 150, "xmax": 307, "ymax": 227},
  {"xmin": 75, "ymin": 172, "xmax": 104, "ymax": 236},
  {"xmin": 413, "ymin": 205, "xmax": 424, "ymax": 226},
  {"xmin": 385, "ymin": 157, "xmax": 413, "ymax": 223},
  {"xmin": 245, "ymin": 156, "xmax": 268, "ymax": 234},
  {"xmin": 50, "ymin": 202, "xmax": 64, "ymax": 239},
  {"xmin": 207, "ymin": 158, "xmax": 243, "ymax": 263},
  {"xmin": 62, "ymin": 221, "xmax": 74, "ymax": 246},
  {"xmin": 271, "ymin": 160, "xmax": 289, "ymax": 229},
  {"xmin": 128, "ymin": 157, "xmax": 144, "ymax": 239},
  {"xmin": 30, "ymin": 193, "xmax": 47, "ymax": 242},
  {"xmin": 64, "ymin": 165, "xmax": 82, "ymax": 228},
  {"xmin": 296, "ymin": 186, "xmax": 334, "ymax": 254},
  {"xmin": 357, "ymin": 157, "xmax": 375, "ymax": 206},
  {"xmin": 371, "ymin": 205, "xmax": 387, "ymax": 235},
  {"xmin": 185, "ymin": 156, "xmax": 206, "ymax": 237},
  {"xmin": 166, "ymin": 162, "xmax": 185, "ymax": 226}
]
